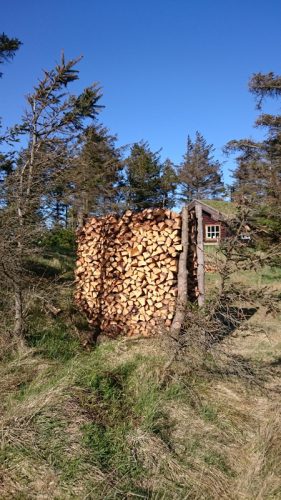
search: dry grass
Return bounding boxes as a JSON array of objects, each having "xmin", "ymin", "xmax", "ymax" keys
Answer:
[
  {"xmin": 0, "ymin": 309, "xmax": 281, "ymax": 500},
  {"xmin": 0, "ymin": 251, "xmax": 280, "ymax": 499}
]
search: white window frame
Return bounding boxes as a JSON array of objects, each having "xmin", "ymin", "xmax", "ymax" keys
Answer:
[{"xmin": 205, "ymin": 224, "xmax": 220, "ymax": 240}]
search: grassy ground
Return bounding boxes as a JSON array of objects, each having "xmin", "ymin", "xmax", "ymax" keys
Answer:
[
  {"xmin": 205, "ymin": 246, "xmax": 281, "ymax": 367},
  {"xmin": 1, "ymin": 321, "xmax": 280, "ymax": 498},
  {"xmin": 0, "ymin": 235, "xmax": 280, "ymax": 499}
]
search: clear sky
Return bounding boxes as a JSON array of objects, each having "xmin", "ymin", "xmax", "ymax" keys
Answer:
[{"xmin": 1, "ymin": 0, "xmax": 281, "ymax": 185}]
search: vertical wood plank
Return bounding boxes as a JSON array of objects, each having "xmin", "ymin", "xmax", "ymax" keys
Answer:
[
  {"xmin": 195, "ymin": 202, "xmax": 205, "ymax": 306},
  {"xmin": 170, "ymin": 206, "xmax": 189, "ymax": 337}
]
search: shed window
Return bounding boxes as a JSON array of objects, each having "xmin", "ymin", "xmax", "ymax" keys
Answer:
[{"xmin": 206, "ymin": 225, "xmax": 220, "ymax": 239}]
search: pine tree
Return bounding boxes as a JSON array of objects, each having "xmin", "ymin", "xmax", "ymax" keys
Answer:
[
  {"xmin": 126, "ymin": 141, "xmax": 164, "ymax": 210},
  {"xmin": 160, "ymin": 159, "xmax": 178, "ymax": 208},
  {"xmin": 0, "ymin": 55, "xmax": 103, "ymax": 340},
  {"xmin": 0, "ymin": 33, "xmax": 22, "ymax": 187},
  {"xmin": 227, "ymin": 71, "xmax": 281, "ymax": 240},
  {"xmin": 178, "ymin": 132, "xmax": 224, "ymax": 202},
  {"xmin": 249, "ymin": 72, "xmax": 281, "ymax": 208},
  {"xmin": 225, "ymin": 139, "xmax": 267, "ymax": 203},
  {"xmin": 0, "ymin": 33, "xmax": 22, "ymax": 77},
  {"xmin": 228, "ymin": 72, "xmax": 281, "ymax": 206},
  {"xmin": 70, "ymin": 124, "xmax": 123, "ymax": 225}
]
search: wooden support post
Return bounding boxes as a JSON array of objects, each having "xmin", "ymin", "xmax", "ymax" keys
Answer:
[
  {"xmin": 170, "ymin": 206, "xmax": 189, "ymax": 337},
  {"xmin": 195, "ymin": 202, "xmax": 205, "ymax": 306}
]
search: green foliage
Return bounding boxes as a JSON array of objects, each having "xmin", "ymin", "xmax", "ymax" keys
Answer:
[
  {"xmin": 71, "ymin": 124, "xmax": 123, "ymax": 219},
  {"xmin": 160, "ymin": 158, "xmax": 178, "ymax": 208},
  {"xmin": 227, "ymin": 70, "xmax": 281, "ymax": 246},
  {"xmin": 0, "ymin": 33, "xmax": 22, "ymax": 77},
  {"xmin": 0, "ymin": 54, "xmax": 105, "ymax": 339},
  {"xmin": 225, "ymin": 139, "xmax": 266, "ymax": 202},
  {"xmin": 249, "ymin": 71, "xmax": 281, "ymax": 106},
  {"xmin": 254, "ymin": 205, "xmax": 281, "ymax": 245},
  {"xmin": 179, "ymin": 131, "xmax": 224, "ymax": 202},
  {"xmin": 126, "ymin": 141, "xmax": 177, "ymax": 210},
  {"xmin": 40, "ymin": 228, "xmax": 76, "ymax": 256},
  {"xmin": 67, "ymin": 84, "xmax": 104, "ymax": 125}
]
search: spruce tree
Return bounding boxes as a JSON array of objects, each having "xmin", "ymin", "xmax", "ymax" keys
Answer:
[
  {"xmin": 178, "ymin": 131, "xmax": 224, "ymax": 202},
  {"xmin": 126, "ymin": 141, "xmax": 164, "ymax": 210},
  {"xmin": 70, "ymin": 124, "xmax": 123, "ymax": 224},
  {"xmin": 0, "ymin": 33, "xmax": 22, "ymax": 186},
  {"xmin": 0, "ymin": 55, "xmax": 103, "ymax": 340},
  {"xmin": 225, "ymin": 139, "xmax": 267, "ymax": 202},
  {"xmin": 160, "ymin": 159, "xmax": 178, "ymax": 208},
  {"xmin": 250, "ymin": 72, "xmax": 281, "ymax": 209},
  {"xmin": 227, "ymin": 71, "xmax": 281, "ymax": 240},
  {"xmin": 0, "ymin": 33, "xmax": 22, "ymax": 77}
]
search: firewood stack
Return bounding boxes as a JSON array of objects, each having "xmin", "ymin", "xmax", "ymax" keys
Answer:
[{"xmin": 75, "ymin": 208, "xmax": 183, "ymax": 337}]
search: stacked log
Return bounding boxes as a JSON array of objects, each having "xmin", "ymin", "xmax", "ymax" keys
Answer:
[{"xmin": 75, "ymin": 208, "xmax": 182, "ymax": 337}]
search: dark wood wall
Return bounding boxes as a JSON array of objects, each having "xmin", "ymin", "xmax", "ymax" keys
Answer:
[{"xmin": 202, "ymin": 211, "xmax": 227, "ymax": 242}]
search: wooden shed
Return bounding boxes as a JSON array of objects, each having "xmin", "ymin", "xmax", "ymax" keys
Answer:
[
  {"xmin": 188, "ymin": 200, "xmax": 229, "ymax": 245},
  {"xmin": 75, "ymin": 201, "xmax": 232, "ymax": 338}
]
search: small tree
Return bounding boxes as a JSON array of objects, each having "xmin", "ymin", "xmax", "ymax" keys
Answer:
[
  {"xmin": 0, "ymin": 54, "xmax": 102, "ymax": 342},
  {"xmin": 126, "ymin": 141, "xmax": 176, "ymax": 210},
  {"xmin": 178, "ymin": 132, "xmax": 224, "ymax": 202},
  {"xmin": 70, "ymin": 124, "xmax": 123, "ymax": 225}
]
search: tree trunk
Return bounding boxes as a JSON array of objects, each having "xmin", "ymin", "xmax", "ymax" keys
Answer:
[
  {"xmin": 170, "ymin": 206, "xmax": 189, "ymax": 338},
  {"xmin": 77, "ymin": 189, "xmax": 88, "ymax": 228},
  {"xmin": 14, "ymin": 282, "xmax": 24, "ymax": 339},
  {"xmin": 195, "ymin": 202, "xmax": 205, "ymax": 306}
]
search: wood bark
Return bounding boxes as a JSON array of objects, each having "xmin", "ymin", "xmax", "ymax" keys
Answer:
[
  {"xmin": 195, "ymin": 202, "xmax": 205, "ymax": 306},
  {"xmin": 170, "ymin": 206, "xmax": 189, "ymax": 337}
]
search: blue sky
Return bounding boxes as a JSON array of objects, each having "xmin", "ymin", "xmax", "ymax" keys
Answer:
[{"xmin": 1, "ymin": 0, "xmax": 281, "ymax": 185}]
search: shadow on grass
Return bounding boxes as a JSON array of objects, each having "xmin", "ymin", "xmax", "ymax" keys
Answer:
[
  {"xmin": 269, "ymin": 356, "xmax": 281, "ymax": 367},
  {"xmin": 27, "ymin": 260, "xmax": 62, "ymax": 279},
  {"xmin": 26, "ymin": 254, "xmax": 75, "ymax": 282},
  {"xmin": 210, "ymin": 306, "xmax": 258, "ymax": 343},
  {"xmin": 26, "ymin": 319, "xmax": 82, "ymax": 361}
]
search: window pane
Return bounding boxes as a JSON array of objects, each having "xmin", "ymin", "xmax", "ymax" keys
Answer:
[{"xmin": 206, "ymin": 225, "xmax": 220, "ymax": 239}]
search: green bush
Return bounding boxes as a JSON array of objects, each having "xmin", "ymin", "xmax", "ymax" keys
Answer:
[{"xmin": 40, "ymin": 228, "xmax": 76, "ymax": 256}]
